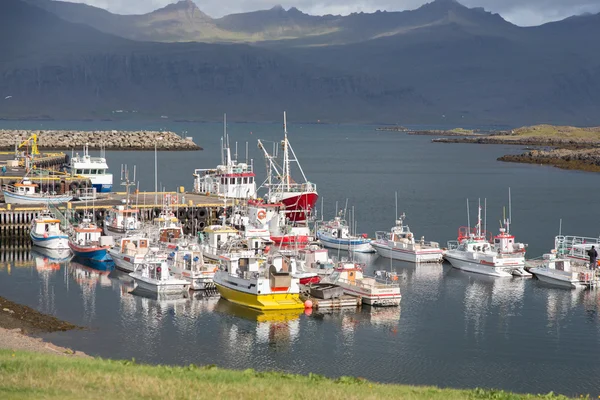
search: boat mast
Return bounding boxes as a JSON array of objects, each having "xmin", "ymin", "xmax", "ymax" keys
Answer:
[
  {"xmin": 467, "ymin": 199, "xmax": 471, "ymax": 234},
  {"xmin": 283, "ymin": 112, "xmax": 290, "ymax": 190},
  {"xmin": 507, "ymin": 187, "xmax": 512, "ymax": 234},
  {"xmin": 477, "ymin": 198, "xmax": 482, "ymax": 238}
]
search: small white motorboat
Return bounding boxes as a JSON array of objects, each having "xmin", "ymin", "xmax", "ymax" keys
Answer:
[
  {"xmin": 30, "ymin": 210, "xmax": 69, "ymax": 249},
  {"xmin": 167, "ymin": 242, "xmax": 217, "ymax": 290},
  {"xmin": 129, "ymin": 252, "xmax": 190, "ymax": 294},
  {"xmin": 528, "ymin": 250, "xmax": 599, "ymax": 289},
  {"xmin": 317, "ymin": 212, "xmax": 374, "ymax": 253},
  {"xmin": 371, "ymin": 213, "xmax": 443, "ymax": 263},
  {"xmin": 109, "ymin": 235, "xmax": 154, "ymax": 272}
]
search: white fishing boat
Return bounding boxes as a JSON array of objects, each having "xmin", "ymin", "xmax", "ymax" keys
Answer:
[
  {"xmin": 193, "ymin": 114, "xmax": 257, "ymax": 199},
  {"xmin": 296, "ymin": 243, "xmax": 335, "ymax": 276},
  {"xmin": 322, "ymin": 260, "xmax": 401, "ymax": 306},
  {"xmin": 527, "ymin": 250, "xmax": 598, "ymax": 289},
  {"xmin": 444, "ymin": 199, "xmax": 529, "ymax": 277},
  {"xmin": 66, "ymin": 144, "xmax": 113, "ymax": 193},
  {"xmin": 130, "ymin": 253, "xmax": 190, "ymax": 294},
  {"xmin": 108, "ymin": 235, "xmax": 154, "ymax": 272},
  {"xmin": 317, "ymin": 212, "xmax": 374, "ymax": 253},
  {"xmin": 30, "ymin": 210, "xmax": 69, "ymax": 249},
  {"xmin": 68, "ymin": 213, "xmax": 114, "ymax": 261},
  {"xmin": 372, "ymin": 213, "xmax": 443, "ymax": 262},
  {"xmin": 3, "ymin": 177, "xmax": 72, "ymax": 205},
  {"xmin": 153, "ymin": 195, "xmax": 183, "ymax": 243},
  {"xmin": 213, "ymin": 252, "xmax": 304, "ymax": 311},
  {"xmin": 199, "ymin": 224, "xmax": 243, "ymax": 262},
  {"xmin": 553, "ymin": 234, "xmax": 600, "ymax": 265},
  {"xmin": 167, "ymin": 242, "xmax": 217, "ymax": 290},
  {"xmin": 103, "ymin": 205, "xmax": 141, "ymax": 239},
  {"xmin": 257, "ymin": 112, "xmax": 318, "ymax": 222}
]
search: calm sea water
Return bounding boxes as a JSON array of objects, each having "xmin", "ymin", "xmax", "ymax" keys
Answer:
[{"xmin": 1, "ymin": 120, "xmax": 599, "ymax": 396}]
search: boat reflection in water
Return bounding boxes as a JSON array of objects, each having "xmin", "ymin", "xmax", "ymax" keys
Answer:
[
  {"xmin": 68, "ymin": 258, "xmax": 114, "ymax": 324},
  {"xmin": 31, "ymin": 248, "xmax": 72, "ymax": 316},
  {"xmin": 215, "ymin": 299, "xmax": 302, "ymax": 347}
]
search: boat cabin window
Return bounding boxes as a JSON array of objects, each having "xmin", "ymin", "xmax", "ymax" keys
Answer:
[
  {"xmin": 230, "ymin": 178, "xmax": 235, "ymax": 184},
  {"xmin": 243, "ymin": 177, "xmax": 248, "ymax": 184},
  {"xmin": 495, "ymin": 239, "xmax": 500, "ymax": 244},
  {"xmin": 91, "ymin": 169, "xmax": 97, "ymax": 174},
  {"xmin": 555, "ymin": 261, "xmax": 564, "ymax": 271},
  {"xmin": 237, "ymin": 178, "xmax": 242, "ymax": 184},
  {"xmin": 139, "ymin": 240, "xmax": 148, "ymax": 248}
]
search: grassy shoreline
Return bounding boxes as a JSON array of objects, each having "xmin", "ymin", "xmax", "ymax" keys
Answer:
[{"xmin": 0, "ymin": 350, "xmax": 579, "ymax": 400}]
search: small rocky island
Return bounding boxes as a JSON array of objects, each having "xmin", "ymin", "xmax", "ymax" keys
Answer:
[
  {"xmin": 0, "ymin": 129, "xmax": 202, "ymax": 151},
  {"xmin": 432, "ymin": 125, "xmax": 600, "ymax": 172}
]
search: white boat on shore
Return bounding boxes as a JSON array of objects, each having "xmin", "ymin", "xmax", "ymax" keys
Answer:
[
  {"xmin": 528, "ymin": 251, "xmax": 598, "ymax": 289},
  {"xmin": 317, "ymin": 212, "xmax": 374, "ymax": 253},
  {"xmin": 130, "ymin": 254, "xmax": 190, "ymax": 294},
  {"xmin": 445, "ymin": 200, "xmax": 529, "ymax": 277},
  {"xmin": 371, "ymin": 213, "xmax": 442, "ymax": 263},
  {"xmin": 3, "ymin": 177, "xmax": 72, "ymax": 205},
  {"xmin": 322, "ymin": 260, "xmax": 401, "ymax": 307},
  {"xmin": 30, "ymin": 210, "xmax": 69, "ymax": 249}
]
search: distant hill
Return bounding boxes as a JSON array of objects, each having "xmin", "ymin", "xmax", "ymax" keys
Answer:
[
  {"xmin": 0, "ymin": 0, "xmax": 425, "ymax": 122},
  {"xmin": 4, "ymin": 0, "xmax": 600, "ymax": 125}
]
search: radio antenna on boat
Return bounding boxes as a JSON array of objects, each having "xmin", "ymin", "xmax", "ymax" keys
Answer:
[
  {"xmin": 558, "ymin": 218, "xmax": 562, "ymax": 236},
  {"xmin": 466, "ymin": 198, "xmax": 471, "ymax": 233},
  {"xmin": 395, "ymin": 191, "xmax": 398, "ymax": 221},
  {"xmin": 508, "ymin": 187, "xmax": 512, "ymax": 234},
  {"xmin": 484, "ymin": 198, "xmax": 487, "ymax": 238}
]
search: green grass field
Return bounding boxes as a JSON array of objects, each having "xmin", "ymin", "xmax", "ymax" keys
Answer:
[
  {"xmin": 0, "ymin": 350, "xmax": 579, "ymax": 400},
  {"xmin": 511, "ymin": 125, "xmax": 600, "ymax": 140}
]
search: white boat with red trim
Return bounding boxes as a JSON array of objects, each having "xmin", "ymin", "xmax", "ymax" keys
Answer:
[
  {"xmin": 193, "ymin": 114, "xmax": 256, "ymax": 199},
  {"xmin": 322, "ymin": 260, "xmax": 401, "ymax": 307},
  {"xmin": 444, "ymin": 200, "xmax": 529, "ymax": 277},
  {"xmin": 296, "ymin": 243, "xmax": 335, "ymax": 277},
  {"xmin": 257, "ymin": 112, "xmax": 318, "ymax": 223},
  {"xmin": 108, "ymin": 235, "xmax": 157, "ymax": 272},
  {"xmin": 317, "ymin": 212, "xmax": 374, "ymax": 253},
  {"xmin": 103, "ymin": 205, "xmax": 141, "ymax": 239},
  {"xmin": 3, "ymin": 177, "xmax": 72, "ymax": 205},
  {"xmin": 371, "ymin": 213, "xmax": 442, "ymax": 262}
]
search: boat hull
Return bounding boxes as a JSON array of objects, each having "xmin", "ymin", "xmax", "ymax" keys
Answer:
[
  {"xmin": 108, "ymin": 249, "xmax": 140, "ymax": 272},
  {"xmin": 30, "ymin": 232, "xmax": 69, "ymax": 250},
  {"xmin": 129, "ymin": 274, "xmax": 190, "ymax": 294},
  {"xmin": 317, "ymin": 233, "xmax": 375, "ymax": 253},
  {"xmin": 279, "ymin": 192, "xmax": 318, "ymax": 222},
  {"xmin": 444, "ymin": 253, "xmax": 517, "ymax": 277},
  {"xmin": 4, "ymin": 191, "xmax": 73, "ymax": 205},
  {"xmin": 271, "ymin": 235, "xmax": 310, "ymax": 245},
  {"xmin": 215, "ymin": 282, "xmax": 304, "ymax": 311},
  {"xmin": 371, "ymin": 242, "xmax": 443, "ymax": 263},
  {"xmin": 92, "ymin": 183, "xmax": 112, "ymax": 193},
  {"xmin": 69, "ymin": 242, "xmax": 111, "ymax": 261},
  {"xmin": 530, "ymin": 268, "xmax": 585, "ymax": 289}
]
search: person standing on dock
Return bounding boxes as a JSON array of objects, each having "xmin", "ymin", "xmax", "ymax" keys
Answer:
[{"xmin": 588, "ymin": 246, "xmax": 598, "ymax": 270}]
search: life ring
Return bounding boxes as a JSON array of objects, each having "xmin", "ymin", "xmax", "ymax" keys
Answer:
[{"xmin": 257, "ymin": 210, "xmax": 267, "ymax": 220}]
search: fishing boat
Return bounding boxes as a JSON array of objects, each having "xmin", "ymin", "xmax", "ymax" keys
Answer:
[
  {"xmin": 65, "ymin": 144, "xmax": 113, "ymax": 193},
  {"xmin": 444, "ymin": 199, "xmax": 529, "ymax": 277},
  {"xmin": 167, "ymin": 242, "xmax": 217, "ymax": 290},
  {"xmin": 322, "ymin": 260, "xmax": 401, "ymax": 307},
  {"xmin": 553, "ymin": 234, "xmax": 600, "ymax": 264},
  {"xmin": 153, "ymin": 195, "xmax": 183, "ymax": 243},
  {"xmin": 103, "ymin": 205, "xmax": 141, "ymax": 239},
  {"xmin": 68, "ymin": 214, "xmax": 114, "ymax": 261},
  {"xmin": 371, "ymin": 213, "xmax": 443, "ymax": 263},
  {"xmin": 296, "ymin": 243, "xmax": 335, "ymax": 277},
  {"xmin": 213, "ymin": 252, "xmax": 304, "ymax": 311},
  {"xmin": 199, "ymin": 224, "xmax": 242, "ymax": 262},
  {"xmin": 527, "ymin": 250, "xmax": 598, "ymax": 289},
  {"xmin": 3, "ymin": 177, "xmax": 72, "ymax": 205},
  {"xmin": 108, "ymin": 235, "xmax": 155, "ymax": 272},
  {"xmin": 257, "ymin": 112, "xmax": 318, "ymax": 222},
  {"xmin": 30, "ymin": 210, "xmax": 69, "ymax": 249},
  {"xmin": 317, "ymin": 211, "xmax": 374, "ymax": 253},
  {"xmin": 130, "ymin": 252, "xmax": 190, "ymax": 294},
  {"xmin": 193, "ymin": 114, "xmax": 257, "ymax": 199}
]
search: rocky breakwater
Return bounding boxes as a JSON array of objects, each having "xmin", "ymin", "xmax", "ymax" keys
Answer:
[
  {"xmin": 0, "ymin": 130, "xmax": 202, "ymax": 151},
  {"xmin": 498, "ymin": 148, "xmax": 600, "ymax": 173}
]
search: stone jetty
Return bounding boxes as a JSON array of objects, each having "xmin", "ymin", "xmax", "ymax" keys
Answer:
[{"xmin": 0, "ymin": 130, "xmax": 201, "ymax": 151}]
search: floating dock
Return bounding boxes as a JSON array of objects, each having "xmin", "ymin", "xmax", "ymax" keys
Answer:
[{"xmin": 300, "ymin": 291, "xmax": 361, "ymax": 310}]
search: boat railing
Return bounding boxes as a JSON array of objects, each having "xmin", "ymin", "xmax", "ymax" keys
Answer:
[
  {"xmin": 446, "ymin": 240, "xmax": 460, "ymax": 250},
  {"xmin": 337, "ymin": 276, "xmax": 399, "ymax": 290}
]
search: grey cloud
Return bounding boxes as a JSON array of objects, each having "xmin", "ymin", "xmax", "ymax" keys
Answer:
[{"xmin": 68, "ymin": 0, "xmax": 600, "ymax": 26}]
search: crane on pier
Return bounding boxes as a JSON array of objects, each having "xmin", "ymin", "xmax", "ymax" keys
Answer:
[{"xmin": 17, "ymin": 134, "xmax": 40, "ymax": 156}]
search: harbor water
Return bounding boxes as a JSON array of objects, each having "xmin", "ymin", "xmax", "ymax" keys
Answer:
[{"xmin": 1, "ymin": 120, "xmax": 599, "ymax": 396}]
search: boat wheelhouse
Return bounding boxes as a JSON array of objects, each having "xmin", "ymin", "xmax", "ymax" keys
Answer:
[
  {"xmin": 66, "ymin": 144, "xmax": 113, "ymax": 193},
  {"xmin": 68, "ymin": 215, "xmax": 113, "ymax": 261},
  {"xmin": 103, "ymin": 205, "xmax": 141, "ymax": 239},
  {"xmin": 371, "ymin": 213, "xmax": 442, "ymax": 263},
  {"xmin": 527, "ymin": 250, "xmax": 598, "ymax": 289},
  {"xmin": 296, "ymin": 243, "xmax": 335, "ymax": 276},
  {"xmin": 168, "ymin": 243, "xmax": 217, "ymax": 290},
  {"xmin": 130, "ymin": 252, "xmax": 190, "ymax": 294},
  {"xmin": 193, "ymin": 114, "xmax": 257, "ymax": 199},
  {"xmin": 109, "ymin": 235, "xmax": 154, "ymax": 272}
]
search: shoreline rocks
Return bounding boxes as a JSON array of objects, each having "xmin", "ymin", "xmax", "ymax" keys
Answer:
[
  {"xmin": 432, "ymin": 136, "xmax": 598, "ymax": 149},
  {"xmin": 498, "ymin": 149, "xmax": 600, "ymax": 173},
  {"xmin": 0, "ymin": 130, "xmax": 202, "ymax": 151}
]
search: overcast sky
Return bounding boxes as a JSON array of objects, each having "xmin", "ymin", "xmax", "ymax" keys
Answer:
[{"xmin": 67, "ymin": 0, "xmax": 600, "ymax": 26}]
